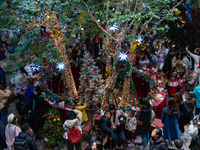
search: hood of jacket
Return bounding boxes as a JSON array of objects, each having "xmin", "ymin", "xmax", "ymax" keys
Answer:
[
  {"xmin": 194, "ymin": 85, "xmax": 200, "ymax": 96},
  {"xmin": 153, "ymin": 136, "xmax": 166, "ymax": 145},
  {"xmin": 17, "ymin": 132, "xmax": 29, "ymax": 139}
]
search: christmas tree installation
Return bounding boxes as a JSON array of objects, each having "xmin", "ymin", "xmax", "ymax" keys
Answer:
[
  {"xmin": 78, "ymin": 52, "xmax": 105, "ymax": 106},
  {"xmin": 42, "ymin": 108, "xmax": 65, "ymax": 148}
]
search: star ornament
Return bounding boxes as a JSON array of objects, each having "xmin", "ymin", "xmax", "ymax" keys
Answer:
[
  {"xmin": 119, "ymin": 52, "xmax": 128, "ymax": 60},
  {"xmin": 56, "ymin": 62, "xmax": 65, "ymax": 71}
]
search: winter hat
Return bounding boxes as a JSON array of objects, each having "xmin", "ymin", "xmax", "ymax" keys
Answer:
[
  {"xmin": 7, "ymin": 113, "xmax": 15, "ymax": 123},
  {"xmin": 66, "ymin": 111, "xmax": 76, "ymax": 120}
]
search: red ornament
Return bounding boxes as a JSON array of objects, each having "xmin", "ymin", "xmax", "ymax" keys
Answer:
[
  {"xmin": 97, "ymin": 84, "xmax": 100, "ymax": 87},
  {"xmin": 87, "ymin": 63, "xmax": 90, "ymax": 66},
  {"xmin": 120, "ymin": 69, "xmax": 123, "ymax": 72},
  {"xmin": 136, "ymin": 41, "xmax": 139, "ymax": 43},
  {"xmin": 86, "ymin": 91, "xmax": 89, "ymax": 94},
  {"xmin": 6, "ymin": 35, "xmax": 9, "ymax": 38},
  {"xmin": 94, "ymin": 68, "xmax": 97, "ymax": 71},
  {"xmin": 185, "ymin": 11, "xmax": 188, "ymax": 15},
  {"xmin": 52, "ymin": 64, "xmax": 55, "ymax": 67},
  {"xmin": 92, "ymin": 13, "xmax": 95, "ymax": 16},
  {"xmin": 0, "ymin": 48, "xmax": 4, "ymax": 51},
  {"xmin": 48, "ymin": 126, "xmax": 52, "ymax": 130},
  {"xmin": 42, "ymin": 19, "xmax": 45, "ymax": 22},
  {"xmin": 10, "ymin": 6, "xmax": 13, "ymax": 9},
  {"xmin": 80, "ymin": 91, "xmax": 83, "ymax": 94},
  {"xmin": 163, "ymin": 37, "xmax": 167, "ymax": 41},
  {"xmin": 45, "ymin": 61, "xmax": 48, "ymax": 64},
  {"xmin": 87, "ymin": 80, "xmax": 89, "ymax": 83},
  {"xmin": 92, "ymin": 89, "xmax": 95, "ymax": 92},
  {"xmin": 47, "ymin": 32, "xmax": 51, "ymax": 35},
  {"xmin": 48, "ymin": 73, "xmax": 51, "ymax": 76},
  {"xmin": 101, "ymin": 77, "xmax": 103, "ymax": 79},
  {"xmin": 51, "ymin": 115, "xmax": 55, "ymax": 119},
  {"xmin": 87, "ymin": 73, "xmax": 90, "ymax": 76},
  {"xmin": 45, "ymin": 33, "xmax": 48, "ymax": 37},
  {"xmin": 137, "ymin": 54, "xmax": 140, "ymax": 58},
  {"xmin": 148, "ymin": 40, "xmax": 151, "ymax": 44},
  {"xmin": 98, "ymin": 68, "xmax": 100, "ymax": 70},
  {"xmin": 49, "ymin": 36, "xmax": 52, "ymax": 39},
  {"xmin": 112, "ymin": 49, "xmax": 115, "ymax": 53},
  {"xmin": 90, "ymin": 62, "xmax": 93, "ymax": 65},
  {"xmin": 44, "ymin": 68, "xmax": 46, "ymax": 71},
  {"xmin": 83, "ymin": 87, "xmax": 86, "ymax": 90},
  {"xmin": 90, "ymin": 94, "xmax": 92, "ymax": 97}
]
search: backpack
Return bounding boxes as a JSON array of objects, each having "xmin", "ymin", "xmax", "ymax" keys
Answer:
[
  {"xmin": 14, "ymin": 135, "xmax": 29, "ymax": 150},
  {"xmin": 181, "ymin": 102, "xmax": 194, "ymax": 125},
  {"xmin": 68, "ymin": 128, "xmax": 82, "ymax": 144}
]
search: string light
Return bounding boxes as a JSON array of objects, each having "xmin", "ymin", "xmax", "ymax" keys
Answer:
[
  {"xmin": 108, "ymin": 23, "xmax": 119, "ymax": 32},
  {"xmin": 136, "ymin": 36, "xmax": 143, "ymax": 43},
  {"xmin": 56, "ymin": 62, "xmax": 65, "ymax": 71},
  {"xmin": 119, "ymin": 51, "xmax": 128, "ymax": 60}
]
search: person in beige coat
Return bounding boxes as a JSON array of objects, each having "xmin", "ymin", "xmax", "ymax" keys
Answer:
[
  {"xmin": 172, "ymin": 51, "xmax": 186, "ymax": 77},
  {"xmin": 63, "ymin": 109, "xmax": 82, "ymax": 150},
  {"xmin": 0, "ymin": 83, "xmax": 11, "ymax": 124},
  {"xmin": 183, "ymin": 66, "xmax": 198, "ymax": 92}
]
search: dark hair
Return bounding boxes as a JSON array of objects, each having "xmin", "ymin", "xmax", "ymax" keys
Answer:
[
  {"xmin": 21, "ymin": 122, "xmax": 30, "ymax": 132},
  {"xmin": 74, "ymin": 99, "xmax": 79, "ymax": 106},
  {"xmin": 66, "ymin": 111, "xmax": 76, "ymax": 120},
  {"xmin": 139, "ymin": 97, "xmax": 150, "ymax": 106},
  {"xmin": 92, "ymin": 125, "xmax": 102, "ymax": 139},
  {"xmin": 188, "ymin": 91, "xmax": 194, "ymax": 98},
  {"xmin": 104, "ymin": 110, "xmax": 111, "ymax": 115},
  {"xmin": 174, "ymin": 139, "xmax": 183, "ymax": 149},
  {"xmin": 166, "ymin": 97, "xmax": 179, "ymax": 116},
  {"xmin": 19, "ymin": 67, "xmax": 28, "ymax": 76},
  {"xmin": 157, "ymin": 69, "xmax": 162, "ymax": 73},
  {"xmin": 34, "ymin": 86, "xmax": 42, "ymax": 95},
  {"xmin": 174, "ymin": 92, "xmax": 183, "ymax": 105},
  {"xmin": 176, "ymin": 51, "xmax": 183, "ymax": 59},
  {"xmin": 129, "ymin": 108, "xmax": 136, "ymax": 114},
  {"xmin": 188, "ymin": 65, "xmax": 194, "ymax": 71},
  {"xmin": 96, "ymin": 140, "xmax": 103, "ymax": 150},
  {"xmin": 155, "ymin": 128, "xmax": 162, "ymax": 139},
  {"xmin": 109, "ymin": 104, "xmax": 116, "ymax": 111},
  {"xmin": 170, "ymin": 72, "xmax": 177, "ymax": 78}
]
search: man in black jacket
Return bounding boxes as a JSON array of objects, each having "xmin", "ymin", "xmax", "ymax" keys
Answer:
[
  {"xmin": 145, "ymin": 128, "xmax": 168, "ymax": 150},
  {"xmin": 162, "ymin": 48, "xmax": 176, "ymax": 79},
  {"xmin": 14, "ymin": 122, "xmax": 38, "ymax": 150},
  {"xmin": 0, "ymin": 120, "xmax": 6, "ymax": 150}
]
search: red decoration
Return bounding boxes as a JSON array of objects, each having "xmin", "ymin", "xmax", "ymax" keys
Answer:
[
  {"xmin": 90, "ymin": 62, "xmax": 93, "ymax": 65},
  {"xmin": 47, "ymin": 32, "xmax": 51, "ymax": 35},
  {"xmin": 98, "ymin": 68, "xmax": 100, "ymax": 70},
  {"xmin": 148, "ymin": 40, "xmax": 151, "ymax": 44},
  {"xmin": 45, "ymin": 61, "xmax": 48, "ymax": 64},
  {"xmin": 80, "ymin": 91, "xmax": 83, "ymax": 94},
  {"xmin": 87, "ymin": 63, "xmax": 90, "ymax": 66},
  {"xmin": 90, "ymin": 94, "xmax": 92, "ymax": 97},
  {"xmin": 92, "ymin": 13, "xmax": 95, "ymax": 16},
  {"xmin": 120, "ymin": 69, "xmax": 123, "ymax": 72},
  {"xmin": 10, "ymin": 6, "xmax": 13, "ymax": 9},
  {"xmin": 48, "ymin": 73, "xmax": 51, "ymax": 76},
  {"xmin": 87, "ymin": 73, "xmax": 90, "ymax": 76},
  {"xmin": 97, "ymin": 84, "xmax": 100, "ymax": 87},
  {"xmin": 83, "ymin": 87, "xmax": 86, "ymax": 90},
  {"xmin": 163, "ymin": 37, "xmax": 167, "ymax": 41},
  {"xmin": 44, "ymin": 68, "xmax": 46, "ymax": 71},
  {"xmin": 92, "ymin": 89, "xmax": 95, "ymax": 92},
  {"xmin": 42, "ymin": 19, "xmax": 45, "ymax": 22},
  {"xmin": 51, "ymin": 115, "xmax": 55, "ymax": 119},
  {"xmin": 48, "ymin": 126, "xmax": 52, "ymax": 130},
  {"xmin": 0, "ymin": 48, "xmax": 4, "ymax": 51},
  {"xmin": 6, "ymin": 35, "xmax": 9, "ymax": 38},
  {"xmin": 87, "ymin": 80, "xmax": 89, "ymax": 83},
  {"xmin": 185, "ymin": 11, "xmax": 188, "ymax": 15},
  {"xmin": 137, "ymin": 54, "xmax": 140, "ymax": 58},
  {"xmin": 136, "ymin": 41, "xmax": 139, "ymax": 43},
  {"xmin": 86, "ymin": 91, "xmax": 89, "ymax": 94},
  {"xmin": 94, "ymin": 68, "xmax": 97, "ymax": 71},
  {"xmin": 45, "ymin": 33, "xmax": 48, "ymax": 37}
]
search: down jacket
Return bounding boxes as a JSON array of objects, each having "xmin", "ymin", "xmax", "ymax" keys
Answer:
[{"xmin": 100, "ymin": 115, "xmax": 112, "ymax": 138}]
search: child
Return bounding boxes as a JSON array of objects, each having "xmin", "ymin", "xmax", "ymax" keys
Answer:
[
  {"xmin": 173, "ymin": 139, "xmax": 183, "ymax": 150},
  {"xmin": 156, "ymin": 69, "xmax": 165, "ymax": 86},
  {"xmin": 124, "ymin": 107, "xmax": 137, "ymax": 146},
  {"xmin": 74, "ymin": 99, "xmax": 88, "ymax": 128},
  {"xmin": 165, "ymin": 73, "xmax": 181, "ymax": 97}
]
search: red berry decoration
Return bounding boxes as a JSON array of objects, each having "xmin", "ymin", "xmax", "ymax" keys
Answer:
[
  {"xmin": 94, "ymin": 68, "xmax": 97, "ymax": 71},
  {"xmin": 92, "ymin": 13, "xmax": 95, "ymax": 16},
  {"xmin": 45, "ymin": 33, "xmax": 48, "ymax": 37},
  {"xmin": 51, "ymin": 115, "xmax": 55, "ymax": 119},
  {"xmin": 185, "ymin": 11, "xmax": 188, "ymax": 15},
  {"xmin": 120, "ymin": 69, "xmax": 123, "ymax": 72},
  {"xmin": 90, "ymin": 94, "xmax": 92, "ymax": 97},
  {"xmin": 10, "ymin": 6, "xmax": 13, "ymax": 9},
  {"xmin": 148, "ymin": 40, "xmax": 151, "ymax": 44},
  {"xmin": 83, "ymin": 87, "xmax": 86, "ymax": 90},
  {"xmin": 49, "ymin": 36, "xmax": 52, "ymax": 39},
  {"xmin": 87, "ymin": 63, "xmax": 90, "ymax": 66},
  {"xmin": 92, "ymin": 89, "xmax": 95, "ymax": 92},
  {"xmin": 87, "ymin": 80, "xmax": 89, "ymax": 83},
  {"xmin": 90, "ymin": 62, "xmax": 93, "ymax": 65},
  {"xmin": 88, "ymin": 73, "xmax": 90, "ymax": 76},
  {"xmin": 163, "ymin": 37, "xmax": 167, "ymax": 41},
  {"xmin": 48, "ymin": 126, "xmax": 52, "ymax": 130},
  {"xmin": 42, "ymin": 19, "xmax": 45, "ymax": 22},
  {"xmin": 80, "ymin": 91, "xmax": 83, "ymax": 94},
  {"xmin": 136, "ymin": 41, "xmax": 139, "ymax": 43},
  {"xmin": 48, "ymin": 73, "xmax": 51, "ymax": 76},
  {"xmin": 6, "ymin": 35, "xmax": 9, "ymax": 38},
  {"xmin": 97, "ymin": 84, "xmax": 100, "ymax": 87},
  {"xmin": 86, "ymin": 91, "xmax": 89, "ymax": 94},
  {"xmin": 47, "ymin": 32, "xmax": 51, "ymax": 35},
  {"xmin": 98, "ymin": 68, "xmax": 100, "ymax": 70}
]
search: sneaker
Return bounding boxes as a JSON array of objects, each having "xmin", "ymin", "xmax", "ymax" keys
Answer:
[
  {"xmin": 128, "ymin": 143, "xmax": 135, "ymax": 147},
  {"xmin": 138, "ymin": 145, "xmax": 145, "ymax": 150}
]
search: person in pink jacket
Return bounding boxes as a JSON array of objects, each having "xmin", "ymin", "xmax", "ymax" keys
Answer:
[{"xmin": 5, "ymin": 113, "xmax": 21, "ymax": 150}]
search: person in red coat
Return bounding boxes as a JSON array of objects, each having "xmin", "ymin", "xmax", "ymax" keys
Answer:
[{"xmin": 165, "ymin": 73, "xmax": 181, "ymax": 97}]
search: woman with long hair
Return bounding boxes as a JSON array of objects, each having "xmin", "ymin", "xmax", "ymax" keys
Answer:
[
  {"xmin": 5, "ymin": 113, "xmax": 21, "ymax": 150},
  {"xmin": 162, "ymin": 97, "xmax": 181, "ymax": 144},
  {"xmin": 172, "ymin": 51, "xmax": 186, "ymax": 77}
]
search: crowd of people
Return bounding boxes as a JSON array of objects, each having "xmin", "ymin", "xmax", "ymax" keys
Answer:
[{"xmin": 0, "ymin": 42, "xmax": 200, "ymax": 150}]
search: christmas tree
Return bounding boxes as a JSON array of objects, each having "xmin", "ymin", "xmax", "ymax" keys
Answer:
[
  {"xmin": 78, "ymin": 52, "xmax": 105, "ymax": 106},
  {"xmin": 42, "ymin": 108, "xmax": 65, "ymax": 148}
]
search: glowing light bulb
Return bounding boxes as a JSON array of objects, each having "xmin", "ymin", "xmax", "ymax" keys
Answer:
[
  {"xmin": 56, "ymin": 62, "xmax": 65, "ymax": 71},
  {"xmin": 119, "ymin": 52, "xmax": 128, "ymax": 60}
]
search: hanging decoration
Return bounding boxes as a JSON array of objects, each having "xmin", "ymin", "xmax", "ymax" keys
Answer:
[
  {"xmin": 115, "ymin": 59, "xmax": 131, "ymax": 78},
  {"xmin": 78, "ymin": 13, "xmax": 87, "ymax": 26}
]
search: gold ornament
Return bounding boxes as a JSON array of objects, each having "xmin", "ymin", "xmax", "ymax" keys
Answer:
[
  {"xmin": 53, "ymin": 118, "xmax": 56, "ymax": 122},
  {"xmin": 102, "ymin": 84, "xmax": 105, "ymax": 88},
  {"xmin": 57, "ymin": 118, "xmax": 60, "ymax": 122}
]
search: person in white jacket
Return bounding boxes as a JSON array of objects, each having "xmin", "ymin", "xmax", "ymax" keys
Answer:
[
  {"xmin": 63, "ymin": 109, "xmax": 82, "ymax": 150},
  {"xmin": 186, "ymin": 47, "xmax": 200, "ymax": 84}
]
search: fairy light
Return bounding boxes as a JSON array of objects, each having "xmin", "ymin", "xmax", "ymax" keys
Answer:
[
  {"xmin": 119, "ymin": 51, "xmax": 128, "ymax": 60},
  {"xmin": 136, "ymin": 36, "xmax": 143, "ymax": 43},
  {"xmin": 56, "ymin": 62, "xmax": 65, "ymax": 71}
]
